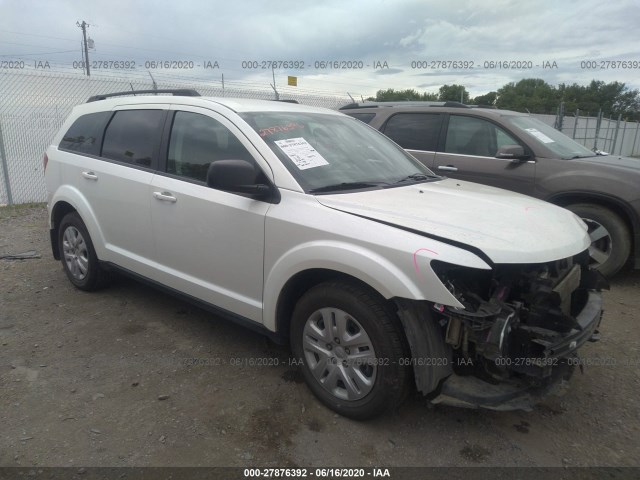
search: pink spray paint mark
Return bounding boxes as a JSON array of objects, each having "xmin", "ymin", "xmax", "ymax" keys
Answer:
[{"xmin": 413, "ymin": 247, "xmax": 438, "ymax": 280}]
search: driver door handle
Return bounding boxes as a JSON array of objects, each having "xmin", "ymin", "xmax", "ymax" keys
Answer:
[
  {"xmin": 437, "ymin": 165, "xmax": 458, "ymax": 172},
  {"xmin": 82, "ymin": 171, "xmax": 98, "ymax": 180}
]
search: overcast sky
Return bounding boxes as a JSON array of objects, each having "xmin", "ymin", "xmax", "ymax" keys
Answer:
[{"xmin": 1, "ymin": 0, "xmax": 639, "ymax": 98}]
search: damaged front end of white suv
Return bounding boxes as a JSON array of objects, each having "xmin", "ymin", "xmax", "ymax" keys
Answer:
[{"xmin": 398, "ymin": 251, "xmax": 608, "ymax": 410}]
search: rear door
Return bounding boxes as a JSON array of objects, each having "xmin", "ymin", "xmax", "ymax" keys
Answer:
[
  {"xmin": 58, "ymin": 106, "xmax": 166, "ymax": 272},
  {"xmin": 433, "ymin": 114, "xmax": 536, "ymax": 195},
  {"xmin": 379, "ymin": 112, "xmax": 443, "ymax": 169},
  {"xmin": 149, "ymin": 106, "xmax": 270, "ymax": 322}
]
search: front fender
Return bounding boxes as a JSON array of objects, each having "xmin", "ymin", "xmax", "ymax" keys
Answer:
[{"xmin": 262, "ymin": 240, "xmax": 485, "ymax": 332}]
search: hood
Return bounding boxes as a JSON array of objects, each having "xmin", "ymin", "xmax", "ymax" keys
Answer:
[
  {"xmin": 316, "ymin": 179, "xmax": 590, "ymax": 264},
  {"xmin": 575, "ymin": 155, "xmax": 640, "ymax": 172}
]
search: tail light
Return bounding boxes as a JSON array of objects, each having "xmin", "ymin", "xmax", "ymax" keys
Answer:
[{"xmin": 43, "ymin": 153, "xmax": 48, "ymax": 171}]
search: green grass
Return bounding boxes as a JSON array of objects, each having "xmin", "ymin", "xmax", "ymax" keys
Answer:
[{"xmin": 0, "ymin": 202, "xmax": 46, "ymax": 219}]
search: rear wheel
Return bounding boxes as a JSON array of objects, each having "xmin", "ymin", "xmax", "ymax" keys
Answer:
[
  {"xmin": 58, "ymin": 212, "xmax": 110, "ymax": 290},
  {"xmin": 566, "ymin": 203, "xmax": 631, "ymax": 277},
  {"xmin": 290, "ymin": 280, "xmax": 411, "ymax": 420}
]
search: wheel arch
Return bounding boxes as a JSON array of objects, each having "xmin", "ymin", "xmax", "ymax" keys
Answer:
[
  {"xmin": 48, "ymin": 187, "xmax": 106, "ymax": 260},
  {"xmin": 273, "ymin": 268, "xmax": 402, "ymax": 343},
  {"xmin": 548, "ymin": 191, "xmax": 639, "ymax": 271},
  {"xmin": 548, "ymin": 191, "xmax": 637, "ymax": 235}
]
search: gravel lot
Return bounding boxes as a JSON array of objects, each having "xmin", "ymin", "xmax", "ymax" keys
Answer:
[{"xmin": 1, "ymin": 204, "xmax": 639, "ymax": 469}]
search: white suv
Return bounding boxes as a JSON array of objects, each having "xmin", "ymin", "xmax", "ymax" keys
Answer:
[{"xmin": 44, "ymin": 90, "xmax": 607, "ymax": 419}]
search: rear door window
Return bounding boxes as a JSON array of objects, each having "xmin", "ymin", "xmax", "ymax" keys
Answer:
[
  {"xmin": 382, "ymin": 113, "xmax": 443, "ymax": 151},
  {"xmin": 102, "ymin": 110, "xmax": 164, "ymax": 167}
]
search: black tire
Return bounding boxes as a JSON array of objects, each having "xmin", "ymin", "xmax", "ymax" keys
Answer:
[
  {"xmin": 566, "ymin": 203, "xmax": 631, "ymax": 277},
  {"xmin": 58, "ymin": 212, "xmax": 110, "ymax": 291},
  {"xmin": 290, "ymin": 280, "xmax": 411, "ymax": 420}
]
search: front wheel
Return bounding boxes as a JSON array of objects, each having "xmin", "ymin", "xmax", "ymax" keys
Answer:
[
  {"xmin": 566, "ymin": 203, "xmax": 631, "ymax": 277},
  {"xmin": 290, "ymin": 281, "xmax": 411, "ymax": 420}
]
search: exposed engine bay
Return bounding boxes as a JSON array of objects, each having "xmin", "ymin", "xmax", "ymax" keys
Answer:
[{"xmin": 398, "ymin": 250, "xmax": 609, "ymax": 410}]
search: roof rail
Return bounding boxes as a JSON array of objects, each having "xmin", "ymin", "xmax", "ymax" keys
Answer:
[
  {"xmin": 339, "ymin": 100, "xmax": 471, "ymax": 110},
  {"xmin": 273, "ymin": 99, "xmax": 299, "ymax": 104},
  {"xmin": 87, "ymin": 89, "xmax": 201, "ymax": 103}
]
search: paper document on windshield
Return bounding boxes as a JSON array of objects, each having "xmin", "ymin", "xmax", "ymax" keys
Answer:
[
  {"xmin": 275, "ymin": 137, "xmax": 329, "ymax": 170},
  {"xmin": 524, "ymin": 128, "xmax": 555, "ymax": 144}
]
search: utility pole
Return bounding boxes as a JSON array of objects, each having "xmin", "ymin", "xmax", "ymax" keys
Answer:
[{"xmin": 76, "ymin": 21, "xmax": 90, "ymax": 76}]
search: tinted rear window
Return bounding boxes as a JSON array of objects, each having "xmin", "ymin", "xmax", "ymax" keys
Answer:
[
  {"xmin": 102, "ymin": 110, "xmax": 164, "ymax": 167},
  {"xmin": 345, "ymin": 112, "xmax": 376, "ymax": 124},
  {"xmin": 59, "ymin": 112, "xmax": 111, "ymax": 155},
  {"xmin": 382, "ymin": 113, "xmax": 443, "ymax": 151}
]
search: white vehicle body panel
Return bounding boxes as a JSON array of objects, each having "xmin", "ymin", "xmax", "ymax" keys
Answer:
[{"xmin": 317, "ymin": 179, "xmax": 590, "ymax": 264}]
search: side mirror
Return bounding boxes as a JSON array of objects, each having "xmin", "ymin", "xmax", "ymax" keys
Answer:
[
  {"xmin": 206, "ymin": 160, "xmax": 272, "ymax": 199},
  {"xmin": 496, "ymin": 144, "xmax": 527, "ymax": 162}
]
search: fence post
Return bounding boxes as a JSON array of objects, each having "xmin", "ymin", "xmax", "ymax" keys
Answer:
[
  {"xmin": 555, "ymin": 102, "xmax": 564, "ymax": 131},
  {"xmin": 631, "ymin": 121, "xmax": 640, "ymax": 157},
  {"xmin": 611, "ymin": 114, "xmax": 622, "ymax": 155},
  {"xmin": 594, "ymin": 110, "xmax": 602, "ymax": 150},
  {"xmin": 604, "ymin": 116, "xmax": 612, "ymax": 152},
  {"xmin": 619, "ymin": 119, "xmax": 628, "ymax": 156},
  {"xmin": 0, "ymin": 120, "xmax": 14, "ymax": 205},
  {"xmin": 572, "ymin": 109, "xmax": 579, "ymax": 139}
]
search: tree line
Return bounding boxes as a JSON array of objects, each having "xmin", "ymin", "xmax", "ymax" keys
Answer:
[{"xmin": 368, "ymin": 79, "xmax": 640, "ymax": 119}]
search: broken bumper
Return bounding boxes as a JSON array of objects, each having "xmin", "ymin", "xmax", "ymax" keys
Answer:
[{"xmin": 431, "ymin": 290, "xmax": 603, "ymax": 411}]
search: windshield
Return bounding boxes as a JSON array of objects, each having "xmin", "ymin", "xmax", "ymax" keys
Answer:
[
  {"xmin": 507, "ymin": 116, "xmax": 596, "ymax": 159},
  {"xmin": 240, "ymin": 112, "xmax": 438, "ymax": 192}
]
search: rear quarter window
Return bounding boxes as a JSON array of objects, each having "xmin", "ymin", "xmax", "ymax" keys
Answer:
[{"xmin": 59, "ymin": 111, "xmax": 111, "ymax": 156}]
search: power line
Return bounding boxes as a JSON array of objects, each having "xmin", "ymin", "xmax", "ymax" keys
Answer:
[
  {"xmin": 0, "ymin": 30, "xmax": 79, "ymax": 43},
  {"xmin": 0, "ymin": 50, "xmax": 77, "ymax": 57}
]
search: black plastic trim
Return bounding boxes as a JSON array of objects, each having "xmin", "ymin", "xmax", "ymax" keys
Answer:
[
  {"xmin": 545, "ymin": 291, "xmax": 603, "ymax": 359},
  {"xmin": 49, "ymin": 228, "xmax": 60, "ymax": 260},
  {"xmin": 87, "ymin": 89, "xmax": 200, "ymax": 102}
]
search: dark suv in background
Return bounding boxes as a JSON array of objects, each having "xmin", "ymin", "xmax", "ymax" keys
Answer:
[{"xmin": 341, "ymin": 102, "xmax": 640, "ymax": 277}]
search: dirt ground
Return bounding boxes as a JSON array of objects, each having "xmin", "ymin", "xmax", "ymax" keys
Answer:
[{"xmin": 1, "ymin": 204, "xmax": 639, "ymax": 469}]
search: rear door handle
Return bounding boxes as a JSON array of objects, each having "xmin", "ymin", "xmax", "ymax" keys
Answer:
[
  {"xmin": 153, "ymin": 191, "xmax": 177, "ymax": 203},
  {"xmin": 82, "ymin": 171, "xmax": 98, "ymax": 180},
  {"xmin": 437, "ymin": 165, "xmax": 458, "ymax": 172}
]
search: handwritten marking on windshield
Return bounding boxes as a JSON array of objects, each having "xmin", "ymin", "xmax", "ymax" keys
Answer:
[{"xmin": 259, "ymin": 122, "xmax": 304, "ymax": 137}]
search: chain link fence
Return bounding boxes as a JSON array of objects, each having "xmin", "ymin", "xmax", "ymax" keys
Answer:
[
  {"xmin": 551, "ymin": 108, "xmax": 640, "ymax": 157},
  {"xmin": 0, "ymin": 70, "xmax": 355, "ymax": 205},
  {"xmin": 2, "ymin": 70, "xmax": 640, "ymax": 205}
]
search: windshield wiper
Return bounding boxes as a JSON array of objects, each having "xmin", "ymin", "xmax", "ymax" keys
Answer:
[
  {"xmin": 309, "ymin": 182, "xmax": 386, "ymax": 193},
  {"xmin": 394, "ymin": 172, "xmax": 436, "ymax": 184}
]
